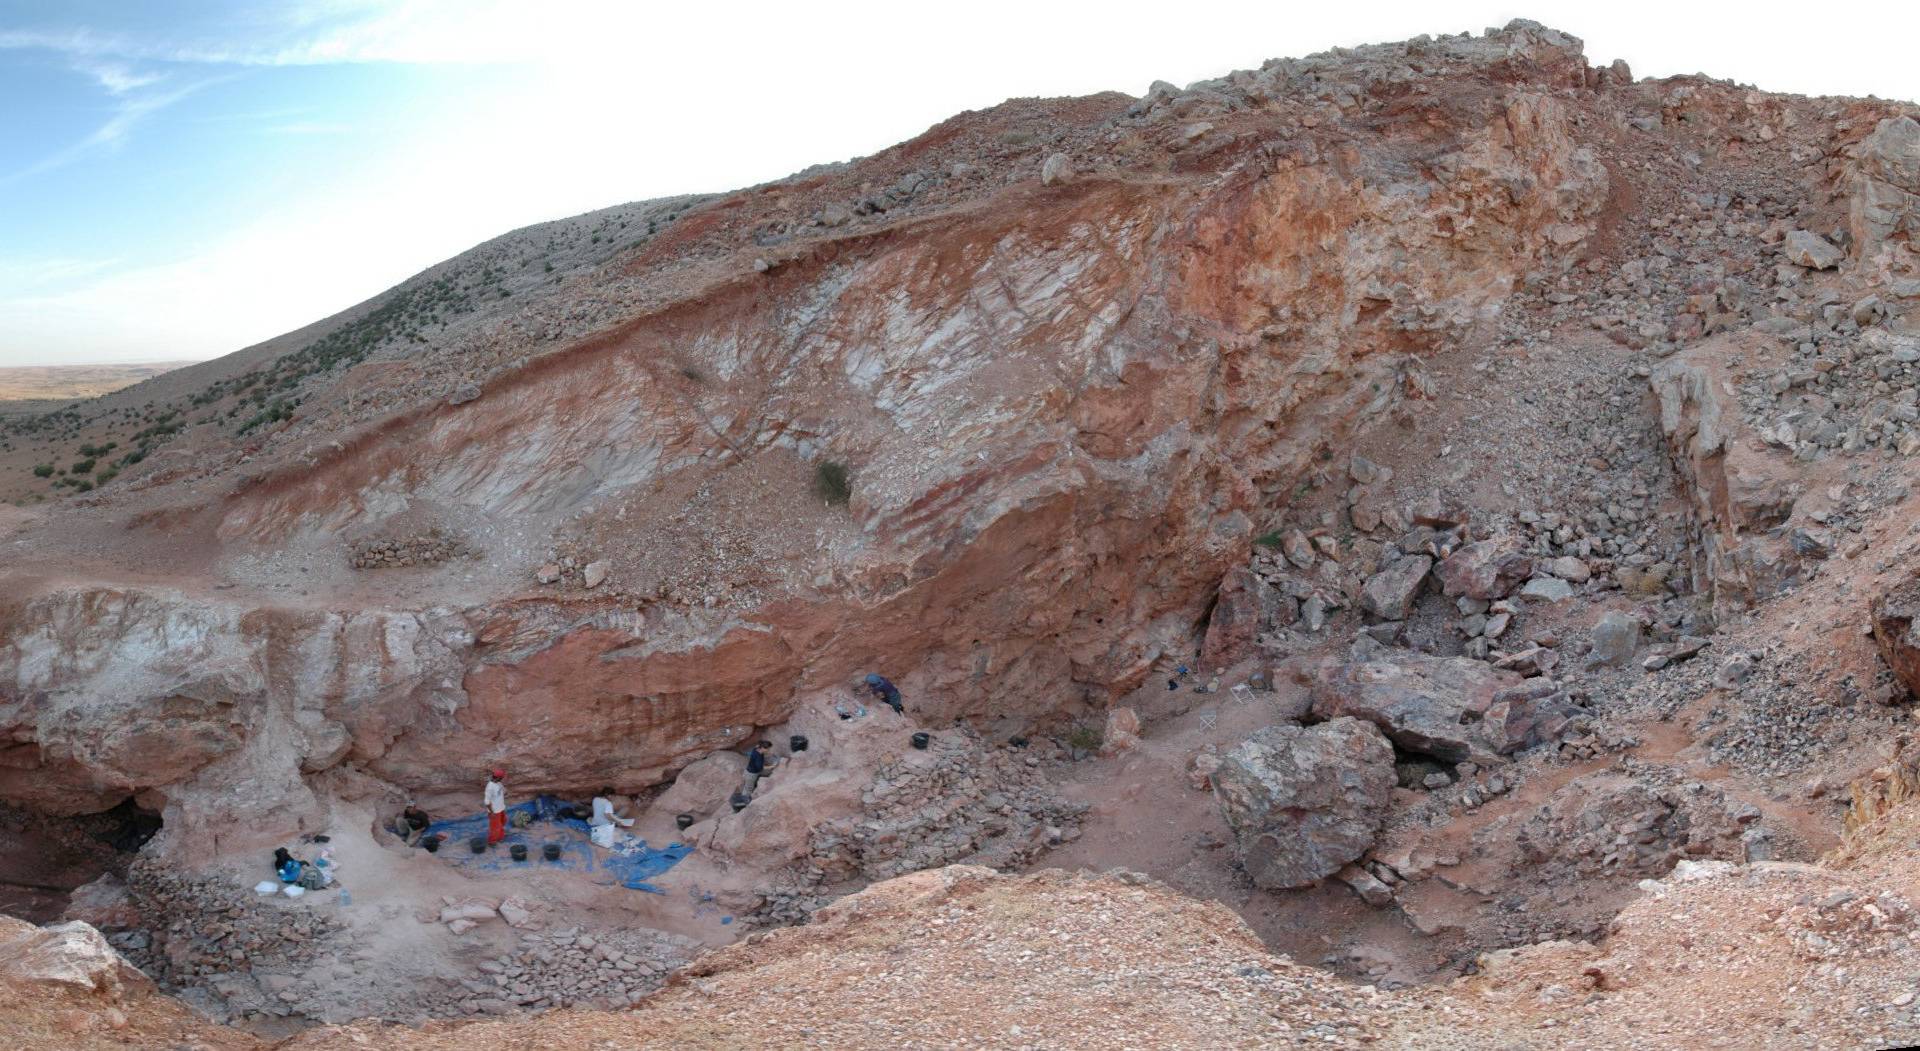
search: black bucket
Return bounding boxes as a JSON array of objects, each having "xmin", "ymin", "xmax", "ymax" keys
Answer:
[
  {"xmin": 675, "ymin": 813, "xmax": 695, "ymax": 830},
  {"xmin": 790, "ymin": 734, "xmax": 809, "ymax": 753},
  {"xmin": 543, "ymin": 843, "xmax": 561, "ymax": 861},
  {"xmin": 911, "ymin": 731, "xmax": 931, "ymax": 750},
  {"xmin": 422, "ymin": 835, "xmax": 442, "ymax": 854},
  {"xmin": 469, "ymin": 836, "xmax": 487, "ymax": 854},
  {"xmin": 509, "ymin": 843, "xmax": 528, "ymax": 862},
  {"xmin": 730, "ymin": 793, "xmax": 750, "ymax": 813}
]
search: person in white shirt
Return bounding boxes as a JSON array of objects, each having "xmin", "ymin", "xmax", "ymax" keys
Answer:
[
  {"xmin": 484, "ymin": 768, "xmax": 507, "ymax": 846},
  {"xmin": 590, "ymin": 788, "xmax": 635, "ymax": 829}
]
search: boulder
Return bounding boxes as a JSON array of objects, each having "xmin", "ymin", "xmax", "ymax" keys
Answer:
[
  {"xmin": 654, "ymin": 752, "xmax": 748, "ymax": 822},
  {"xmin": 1310, "ymin": 639, "xmax": 1522, "ymax": 763},
  {"xmin": 1210, "ymin": 718, "xmax": 1394, "ymax": 889},
  {"xmin": 1360, "ymin": 556, "xmax": 1432, "ymax": 621},
  {"xmin": 439, "ymin": 901, "xmax": 499, "ymax": 925},
  {"xmin": 1435, "ymin": 539, "xmax": 1533, "ymax": 600},
  {"xmin": 1099, "ymin": 707, "xmax": 1142, "ymax": 757},
  {"xmin": 582, "ymin": 561, "xmax": 610, "ymax": 589},
  {"xmin": 1041, "ymin": 153, "xmax": 1072, "ymax": 186},
  {"xmin": 1519, "ymin": 576, "xmax": 1575, "ymax": 603},
  {"xmin": 1782, "ymin": 230, "xmax": 1844, "ymax": 270},
  {"xmin": 1334, "ymin": 863, "xmax": 1394, "ymax": 907},
  {"xmin": 1871, "ymin": 571, "xmax": 1920, "ymax": 700},
  {"xmin": 1279, "ymin": 530, "xmax": 1316, "ymax": 569},
  {"xmin": 1199, "ymin": 566, "xmax": 1290, "ymax": 667},
  {"xmin": 61, "ymin": 874, "xmax": 141, "ymax": 931},
  {"xmin": 1187, "ymin": 747, "xmax": 1223, "ymax": 791},
  {"xmin": 497, "ymin": 898, "xmax": 535, "ymax": 928},
  {"xmin": 707, "ymin": 768, "xmax": 863, "ymax": 871},
  {"xmin": 0, "ymin": 917, "xmax": 147, "ymax": 997},
  {"xmin": 1480, "ymin": 678, "xmax": 1583, "ymax": 754},
  {"xmin": 1587, "ymin": 611, "xmax": 1641, "ymax": 669},
  {"xmin": 1544, "ymin": 556, "xmax": 1590, "ymax": 583},
  {"xmin": 1850, "ymin": 116, "xmax": 1920, "ymax": 260}
]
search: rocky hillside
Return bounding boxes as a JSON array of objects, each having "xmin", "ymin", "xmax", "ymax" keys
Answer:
[
  {"xmin": 8, "ymin": 14, "xmax": 1920, "ymax": 1049},
  {"xmin": 4, "ymin": 20, "xmax": 1621, "ymax": 858}
]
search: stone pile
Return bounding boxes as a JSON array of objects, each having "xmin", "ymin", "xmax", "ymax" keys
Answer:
[
  {"xmin": 1735, "ymin": 306, "xmax": 1920, "ymax": 461},
  {"xmin": 413, "ymin": 926, "xmax": 694, "ymax": 1018},
  {"xmin": 1513, "ymin": 770, "xmax": 1765, "ymax": 878},
  {"xmin": 117, "ymin": 859, "xmax": 344, "ymax": 1020},
  {"xmin": 348, "ymin": 527, "xmax": 472, "ymax": 569},
  {"xmin": 757, "ymin": 731, "xmax": 1085, "ymax": 926}
]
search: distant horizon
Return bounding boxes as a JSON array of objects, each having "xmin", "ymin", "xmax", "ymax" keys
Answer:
[
  {"xmin": 5, "ymin": 1, "xmax": 1920, "ymax": 369},
  {"xmin": 0, "ymin": 355, "xmax": 209, "ymax": 369}
]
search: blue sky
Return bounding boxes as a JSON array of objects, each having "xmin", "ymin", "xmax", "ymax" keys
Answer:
[{"xmin": 3, "ymin": 1, "xmax": 1918, "ymax": 368}]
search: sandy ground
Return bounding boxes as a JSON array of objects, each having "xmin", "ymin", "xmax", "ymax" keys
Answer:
[{"xmin": 0, "ymin": 362, "xmax": 198, "ymax": 404}]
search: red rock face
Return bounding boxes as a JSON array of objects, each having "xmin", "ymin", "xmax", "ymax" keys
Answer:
[{"xmin": 0, "ymin": 24, "xmax": 1609, "ymax": 858}]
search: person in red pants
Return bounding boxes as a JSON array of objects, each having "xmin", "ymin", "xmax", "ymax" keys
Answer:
[{"xmin": 484, "ymin": 768, "xmax": 507, "ymax": 846}]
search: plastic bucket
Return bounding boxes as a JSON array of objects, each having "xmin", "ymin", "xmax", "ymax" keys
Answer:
[
  {"xmin": 911, "ymin": 731, "xmax": 931, "ymax": 750},
  {"xmin": 469, "ymin": 837, "xmax": 487, "ymax": 854},
  {"xmin": 675, "ymin": 814, "xmax": 695, "ymax": 830},
  {"xmin": 543, "ymin": 843, "xmax": 561, "ymax": 861},
  {"xmin": 510, "ymin": 844, "xmax": 528, "ymax": 862},
  {"xmin": 790, "ymin": 734, "xmax": 809, "ymax": 752}
]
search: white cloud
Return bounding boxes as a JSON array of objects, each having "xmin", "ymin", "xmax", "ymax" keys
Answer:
[
  {"xmin": 0, "ymin": 76, "xmax": 225, "ymax": 188},
  {"xmin": 73, "ymin": 58, "xmax": 163, "ymax": 94}
]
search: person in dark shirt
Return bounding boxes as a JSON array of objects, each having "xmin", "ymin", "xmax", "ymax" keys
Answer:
[
  {"xmin": 742, "ymin": 741, "xmax": 772, "ymax": 797},
  {"xmin": 392, "ymin": 804, "xmax": 431, "ymax": 846},
  {"xmin": 863, "ymin": 673, "xmax": 904, "ymax": 715}
]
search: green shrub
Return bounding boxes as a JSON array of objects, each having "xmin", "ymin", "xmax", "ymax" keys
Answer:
[
  {"xmin": 71, "ymin": 458, "xmax": 95, "ymax": 474},
  {"xmin": 813, "ymin": 460, "xmax": 852, "ymax": 506},
  {"xmin": 1254, "ymin": 530, "xmax": 1287, "ymax": 548},
  {"xmin": 32, "ymin": 464, "xmax": 53, "ymax": 478},
  {"xmin": 1065, "ymin": 721, "xmax": 1101, "ymax": 754}
]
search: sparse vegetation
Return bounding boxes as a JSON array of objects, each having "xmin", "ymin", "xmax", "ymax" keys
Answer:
[
  {"xmin": 1254, "ymin": 530, "xmax": 1287, "ymax": 548},
  {"xmin": 31, "ymin": 463, "xmax": 52, "ymax": 478},
  {"xmin": 1065, "ymin": 721, "xmax": 1101, "ymax": 754}
]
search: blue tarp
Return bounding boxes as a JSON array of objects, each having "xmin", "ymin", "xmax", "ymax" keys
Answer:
[{"xmin": 423, "ymin": 794, "xmax": 691, "ymax": 893}]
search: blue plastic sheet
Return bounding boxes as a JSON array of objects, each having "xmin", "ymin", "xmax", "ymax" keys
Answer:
[{"xmin": 423, "ymin": 795, "xmax": 691, "ymax": 893}]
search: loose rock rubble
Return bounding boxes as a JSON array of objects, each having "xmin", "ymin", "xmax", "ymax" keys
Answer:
[
  {"xmin": 413, "ymin": 926, "xmax": 695, "ymax": 1019},
  {"xmin": 347, "ymin": 527, "xmax": 472, "ymax": 569},
  {"xmin": 1514, "ymin": 771, "xmax": 1762, "ymax": 877},
  {"xmin": 115, "ymin": 860, "xmax": 347, "ymax": 1024},
  {"xmin": 754, "ymin": 732, "xmax": 1086, "ymax": 924}
]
